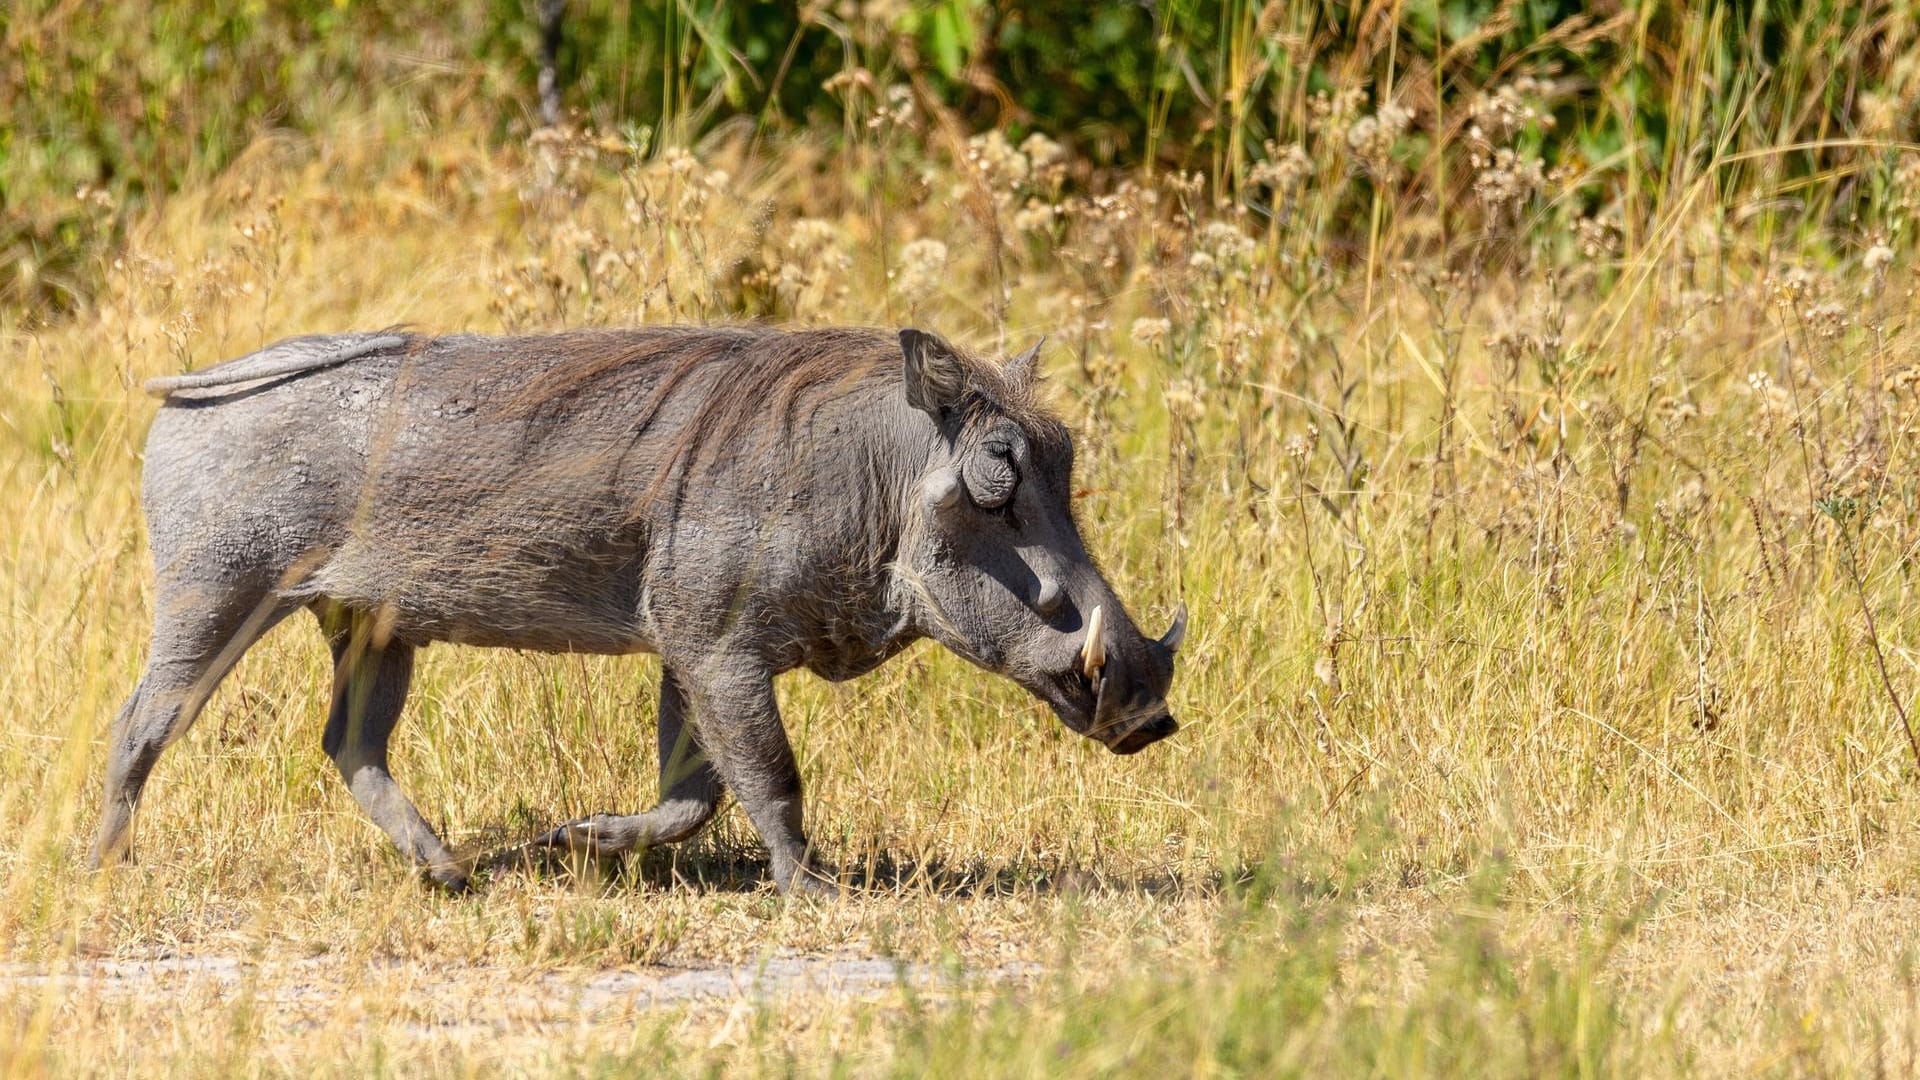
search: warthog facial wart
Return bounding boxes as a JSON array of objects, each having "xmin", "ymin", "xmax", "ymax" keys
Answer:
[{"xmin": 94, "ymin": 326, "xmax": 1187, "ymax": 894}]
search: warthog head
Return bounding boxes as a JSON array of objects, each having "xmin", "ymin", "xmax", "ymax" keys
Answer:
[{"xmin": 896, "ymin": 329, "xmax": 1186, "ymax": 754}]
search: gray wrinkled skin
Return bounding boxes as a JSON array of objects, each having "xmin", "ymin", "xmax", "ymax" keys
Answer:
[{"xmin": 92, "ymin": 326, "xmax": 1185, "ymax": 894}]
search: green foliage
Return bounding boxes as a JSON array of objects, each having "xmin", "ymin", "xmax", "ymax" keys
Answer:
[
  {"xmin": 6, "ymin": 0, "xmax": 1915, "ymax": 316},
  {"xmin": 2, "ymin": 2, "xmax": 519, "ymax": 311}
]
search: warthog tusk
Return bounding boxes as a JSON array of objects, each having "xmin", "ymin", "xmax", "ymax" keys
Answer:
[{"xmin": 1081, "ymin": 605, "xmax": 1106, "ymax": 678}]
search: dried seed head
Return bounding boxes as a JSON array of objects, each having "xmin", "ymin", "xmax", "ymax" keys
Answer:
[
  {"xmin": 1804, "ymin": 301, "xmax": 1849, "ymax": 340},
  {"xmin": 1346, "ymin": 102, "xmax": 1413, "ymax": 180},
  {"xmin": 1165, "ymin": 378, "xmax": 1205, "ymax": 423},
  {"xmin": 891, "ymin": 238, "xmax": 950, "ymax": 302},
  {"xmin": 1130, "ymin": 317, "xmax": 1172, "ymax": 350}
]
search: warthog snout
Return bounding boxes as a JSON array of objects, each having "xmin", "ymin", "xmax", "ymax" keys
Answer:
[
  {"xmin": 1105, "ymin": 711, "xmax": 1178, "ymax": 755},
  {"xmin": 1048, "ymin": 602, "xmax": 1184, "ymax": 754}
]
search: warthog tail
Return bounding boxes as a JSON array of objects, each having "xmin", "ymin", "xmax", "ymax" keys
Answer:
[{"xmin": 144, "ymin": 333, "xmax": 409, "ymax": 398}]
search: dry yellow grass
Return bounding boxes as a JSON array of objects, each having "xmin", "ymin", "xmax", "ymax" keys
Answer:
[{"xmin": 8, "ymin": 93, "xmax": 1920, "ymax": 1075}]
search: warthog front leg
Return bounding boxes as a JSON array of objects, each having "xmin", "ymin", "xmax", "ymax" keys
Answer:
[
  {"xmin": 681, "ymin": 665, "xmax": 834, "ymax": 896},
  {"xmin": 536, "ymin": 668, "xmax": 723, "ymax": 856},
  {"xmin": 323, "ymin": 618, "xmax": 467, "ymax": 892}
]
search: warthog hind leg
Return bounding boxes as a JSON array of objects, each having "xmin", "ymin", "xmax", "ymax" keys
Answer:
[
  {"xmin": 536, "ymin": 668, "xmax": 723, "ymax": 856},
  {"xmin": 93, "ymin": 589, "xmax": 297, "ymax": 869},
  {"xmin": 322, "ymin": 612, "xmax": 467, "ymax": 892}
]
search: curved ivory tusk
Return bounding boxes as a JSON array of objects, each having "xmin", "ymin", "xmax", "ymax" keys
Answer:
[
  {"xmin": 1082, "ymin": 605, "xmax": 1107, "ymax": 676},
  {"xmin": 1160, "ymin": 603, "xmax": 1188, "ymax": 656}
]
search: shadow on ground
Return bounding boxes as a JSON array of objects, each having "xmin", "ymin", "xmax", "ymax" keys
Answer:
[{"xmin": 465, "ymin": 827, "xmax": 1246, "ymax": 900}]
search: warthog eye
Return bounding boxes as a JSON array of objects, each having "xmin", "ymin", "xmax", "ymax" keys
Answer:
[{"xmin": 964, "ymin": 441, "xmax": 1017, "ymax": 509}]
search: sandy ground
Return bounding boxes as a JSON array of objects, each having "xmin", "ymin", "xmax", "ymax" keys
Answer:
[{"xmin": 0, "ymin": 948, "xmax": 1040, "ymax": 1043}]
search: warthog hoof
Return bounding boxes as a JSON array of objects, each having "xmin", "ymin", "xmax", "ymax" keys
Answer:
[
  {"xmin": 425, "ymin": 865, "xmax": 473, "ymax": 894},
  {"xmin": 780, "ymin": 865, "xmax": 840, "ymax": 898},
  {"xmin": 533, "ymin": 815, "xmax": 633, "ymax": 856}
]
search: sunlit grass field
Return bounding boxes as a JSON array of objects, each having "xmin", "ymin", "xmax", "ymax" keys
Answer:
[{"xmin": 11, "ymin": 3, "xmax": 1920, "ymax": 1074}]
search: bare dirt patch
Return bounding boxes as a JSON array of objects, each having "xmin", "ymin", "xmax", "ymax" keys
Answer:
[{"xmin": 1, "ymin": 949, "xmax": 1040, "ymax": 1038}]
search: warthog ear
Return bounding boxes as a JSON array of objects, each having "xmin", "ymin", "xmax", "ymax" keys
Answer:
[
  {"xmin": 900, "ymin": 328, "xmax": 969, "ymax": 417},
  {"xmin": 1003, "ymin": 336, "xmax": 1044, "ymax": 393},
  {"xmin": 1159, "ymin": 603, "xmax": 1188, "ymax": 657}
]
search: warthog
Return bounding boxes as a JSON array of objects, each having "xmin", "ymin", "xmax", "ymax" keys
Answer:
[{"xmin": 93, "ymin": 326, "xmax": 1186, "ymax": 893}]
